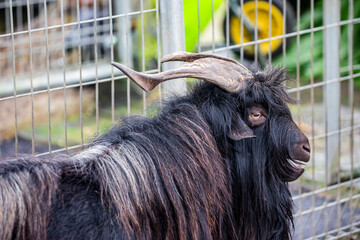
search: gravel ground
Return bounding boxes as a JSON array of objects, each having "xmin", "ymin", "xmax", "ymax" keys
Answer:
[{"xmin": 291, "ymin": 184, "xmax": 360, "ymax": 239}]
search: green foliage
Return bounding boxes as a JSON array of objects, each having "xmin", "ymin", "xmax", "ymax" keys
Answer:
[
  {"xmin": 132, "ymin": 0, "xmax": 223, "ymax": 68},
  {"xmin": 275, "ymin": 0, "xmax": 360, "ymax": 88},
  {"xmin": 183, "ymin": 0, "xmax": 223, "ymax": 52}
]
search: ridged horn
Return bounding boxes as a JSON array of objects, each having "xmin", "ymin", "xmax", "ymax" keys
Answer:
[{"xmin": 111, "ymin": 51, "xmax": 253, "ymax": 93}]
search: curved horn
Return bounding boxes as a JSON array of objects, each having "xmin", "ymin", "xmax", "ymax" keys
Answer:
[{"xmin": 111, "ymin": 51, "xmax": 253, "ymax": 93}]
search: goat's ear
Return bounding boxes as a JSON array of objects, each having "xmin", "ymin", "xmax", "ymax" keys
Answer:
[{"xmin": 228, "ymin": 115, "xmax": 256, "ymax": 140}]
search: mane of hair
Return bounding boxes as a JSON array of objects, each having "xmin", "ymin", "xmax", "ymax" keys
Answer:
[{"xmin": 51, "ymin": 102, "xmax": 232, "ymax": 240}]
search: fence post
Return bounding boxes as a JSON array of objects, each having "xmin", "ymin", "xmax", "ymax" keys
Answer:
[
  {"xmin": 323, "ymin": 0, "xmax": 340, "ymax": 185},
  {"xmin": 114, "ymin": 0, "xmax": 133, "ymax": 67},
  {"xmin": 160, "ymin": 0, "xmax": 187, "ymax": 98}
]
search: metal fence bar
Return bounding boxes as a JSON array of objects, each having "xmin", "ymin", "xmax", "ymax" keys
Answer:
[
  {"xmin": 0, "ymin": 9, "xmax": 158, "ymax": 40},
  {"xmin": 295, "ymin": 2, "xmax": 303, "ymax": 238},
  {"xmin": 282, "ymin": 0, "xmax": 286, "ymax": 65},
  {"xmin": 44, "ymin": 0, "xmax": 52, "ymax": 155},
  {"xmin": 240, "ymin": 0, "xmax": 244, "ymax": 63},
  {"xmin": 0, "ymin": 70, "xmax": 358, "ymax": 104},
  {"xmin": 2, "ymin": 14, "xmax": 356, "ymax": 59},
  {"xmin": 335, "ymin": 1, "xmax": 343, "ymax": 236},
  {"xmin": 94, "ymin": 0, "xmax": 99, "ymax": 134},
  {"xmin": 109, "ymin": 0, "xmax": 115, "ymax": 125},
  {"xmin": 211, "ymin": 0, "xmax": 215, "ymax": 52},
  {"xmin": 155, "ymin": 0, "xmax": 162, "ymax": 105},
  {"xmin": 60, "ymin": 0, "xmax": 68, "ymax": 152},
  {"xmin": 348, "ymin": 0, "xmax": 356, "ymax": 235},
  {"xmin": 324, "ymin": 0, "xmax": 341, "ymax": 186},
  {"xmin": 113, "ymin": 0, "xmax": 130, "ymax": 117},
  {"xmin": 141, "ymin": 0, "xmax": 146, "ymax": 115},
  {"xmin": 125, "ymin": 0, "xmax": 131, "ymax": 117},
  {"xmin": 268, "ymin": 0, "xmax": 272, "ymax": 62},
  {"xmin": 76, "ymin": 0, "xmax": 83, "ymax": 146},
  {"xmin": 160, "ymin": 0, "xmax": 186, "ymax": 98},
  {"xmin": 26, "ymin": 0, "xmax": 35, "ymax": 155},
  {"xmin": 309, "ymin": 0, "xmax": 316, "ymax": 237},
  {"xmin": 295, "ymin": 193, "xmax": 360, "ymax": 218},
  {"xmin": 10, "ymin": 0, "xmax": 19, "ymax": 157},
  {"xmin": 0, "ymin": 0, "xmax": 56, "ymax": 9},
  {"xmin": 254, "ymin": 0, "xmax": 258, "ymax": 63},
  {"xmin": 304, "ymin": 221, "xmax": 360, "ymax": 240},
  {"xmin": 293, "ymin": 178, "xmax": 360, "ymax": 201},
  {"xmin": 197, "ymin": 0, "xmax": 201, "ymax": 53}
]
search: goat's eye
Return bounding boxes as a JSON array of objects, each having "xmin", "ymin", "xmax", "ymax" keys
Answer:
[
  {"xmin": 251, "ymin": 113, "xmax": 262, "ymax": 119},
  {"xmin": 247, "ymin": 106, "xmax": 266, "ymax": 127}
]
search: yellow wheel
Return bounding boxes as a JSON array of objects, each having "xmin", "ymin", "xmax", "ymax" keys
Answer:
[{"xmin": 225, "ymin": 0, "xmax": 294, "ymax": 59}]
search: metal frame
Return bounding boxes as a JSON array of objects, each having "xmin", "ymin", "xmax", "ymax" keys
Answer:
[{"xmin": 0, "ymin": 0, "xmax": 359, "ymax": 239}]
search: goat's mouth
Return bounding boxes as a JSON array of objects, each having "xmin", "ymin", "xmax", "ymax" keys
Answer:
[
  {"xmin": 286, "ymin": 159, "xmax": 306, "ymax": 182},
  {"xmin": 285, "ymin": 143, "xmax": 311, "ymax": 182}
]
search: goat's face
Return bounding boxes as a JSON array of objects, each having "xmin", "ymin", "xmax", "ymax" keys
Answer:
[
  {"xmin": 241, "ymin": 103, "xmax": 310, "ymax": 182},
  {"xmin": 231, "ymin": 68, "xmax": 311, "ymax": 182}
]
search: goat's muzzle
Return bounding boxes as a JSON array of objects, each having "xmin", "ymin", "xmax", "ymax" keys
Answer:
[
  {"xmin": 282, "ymin": 124, "xmax": 311, "ymax": 182},
  {"xmin": 290, "ymin": 131, "xmax": 311, "ymax": 163}
]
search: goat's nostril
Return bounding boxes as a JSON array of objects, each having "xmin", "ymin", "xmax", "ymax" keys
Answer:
[{"xmin": 302, "ymin": 143, "xmax": 311, "ymax": 153}]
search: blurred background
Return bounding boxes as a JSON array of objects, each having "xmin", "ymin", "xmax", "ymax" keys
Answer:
[{"xmin": 0, "ymin": 0, "xmax": 359, "ymax": 239}]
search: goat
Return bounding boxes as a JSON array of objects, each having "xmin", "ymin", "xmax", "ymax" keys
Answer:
[{"xmin": 0, "ymin": 52, "xmax": 310, "ymax": 240}]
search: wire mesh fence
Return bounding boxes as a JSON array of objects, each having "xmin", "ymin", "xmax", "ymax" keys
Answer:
[{"xmin": 0, "ymin": 0, "xmax": 359, "ymax": 239}]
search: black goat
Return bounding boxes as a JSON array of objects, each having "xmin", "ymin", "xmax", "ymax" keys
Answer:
[{"xmin": 0, "ymin": 52, "xmax": 310, "ymax": 240}]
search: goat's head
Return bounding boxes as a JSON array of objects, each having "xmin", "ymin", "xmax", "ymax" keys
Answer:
[{"xmin": 112, "ymin": 52, "xmax": 310, "ymax": 183}]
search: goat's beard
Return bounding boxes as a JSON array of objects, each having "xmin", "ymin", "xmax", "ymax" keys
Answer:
[
  {"xmin": 229, "ymin": 138, "xmax": 294, "ymax": 240},
  {"xmin": 271, "ymin": 146, "xmax": 306, "ymax": 183},
  {"xmin": 281, "ymin": 158, "xmax": 305, "ymax": 182}
]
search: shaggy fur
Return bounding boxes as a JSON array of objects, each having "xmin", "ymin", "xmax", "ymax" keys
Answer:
[{"xmin": 0, "ymin": 67, "xmax": 307, "ymax": 240}]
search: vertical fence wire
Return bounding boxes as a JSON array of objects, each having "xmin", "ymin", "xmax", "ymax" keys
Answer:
[
  {"xmin": 76, "ymin": 0, "xmax": 83, "ymax": 146},
  {"xmin": 309, "ymin": 0, "xmax": 316, "ymax": 238},
  {"xmin": 155, "ymin": 0, "xmax": 162, "ymax": 105},
  {"xmin": 348, "ymin": 0, "xmax": 355, "ymax": 235},
  {"xmin": 94, "ymin": 0, "xmax": 99, "ymax": 135},
  {"xmin": 109, "ymin": 0, "xmax": 115, "ymax": 125},
  {"xmin": 211, "ymin": 0, "xmax": 215, "ymax": 52},
  {"xmin": 295, "ymin": 1, "xmax": 303, "ymax": 239},
  {"xmin": 60, "ymin": 0, "xmax": 68, "ymax": 153},
  {"xmin": 140, "ymin": 0, "xmax": 146, "ymax": 115},
  {"xmin": 43, "ymin": 0, "xmax": 52, "ymax": 155},
  {"xmin": 268, "ymin": 0, "xmax": 272, "ymax": 62},
  {"xmin": 254, "ymin": 0, "xmax": 258, "ymax": 63},
  {"xmin": 282, "ymin": 0, "xmax": 286, "ymax": 65},
  {"xmin": 225, "ymin": 0, "xmax": 229, "ymax": 50},
  {"xmin": 335, "ymin": 2, "xmax": 342, "ymax": 237},
  {"xmin": 197, "ymin": 0, "xmax": 201, "ymax": 53},
  {"xmin": 10, "ymin": 0, "xmax": 19, "ymax": 157},
  {"xmin": 26, "ymin": 0, "xmax": 35, "ymax": 155},
  {"xmin": 125, "ymin": 0, "xmax": 130, "ymax": 116},
  {"xmin": 240, "ymin": 0, "xmax": 244, "ymax": 63},
  {"xmin": 323, "ymin": 2, "xmax": 330, "ymax": 235}
]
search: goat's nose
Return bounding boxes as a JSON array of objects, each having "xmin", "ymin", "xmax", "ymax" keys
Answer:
[
  {"xmin": 298, "ymin": 139, "xmax": 311, "ymax": 162},
  {"xmin": 302, "ymin": 142, "xmax": 311, "ymax": 154}
]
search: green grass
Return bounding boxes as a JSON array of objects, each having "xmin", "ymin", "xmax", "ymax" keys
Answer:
[{"xmin": 19, "ymin": 100, "xmax": 144, "ymax": 148}]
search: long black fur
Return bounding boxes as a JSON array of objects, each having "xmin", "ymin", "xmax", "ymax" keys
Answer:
[{"xmin": 0, "ymin": 67, "xmax": 306, "ymax": 240}]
